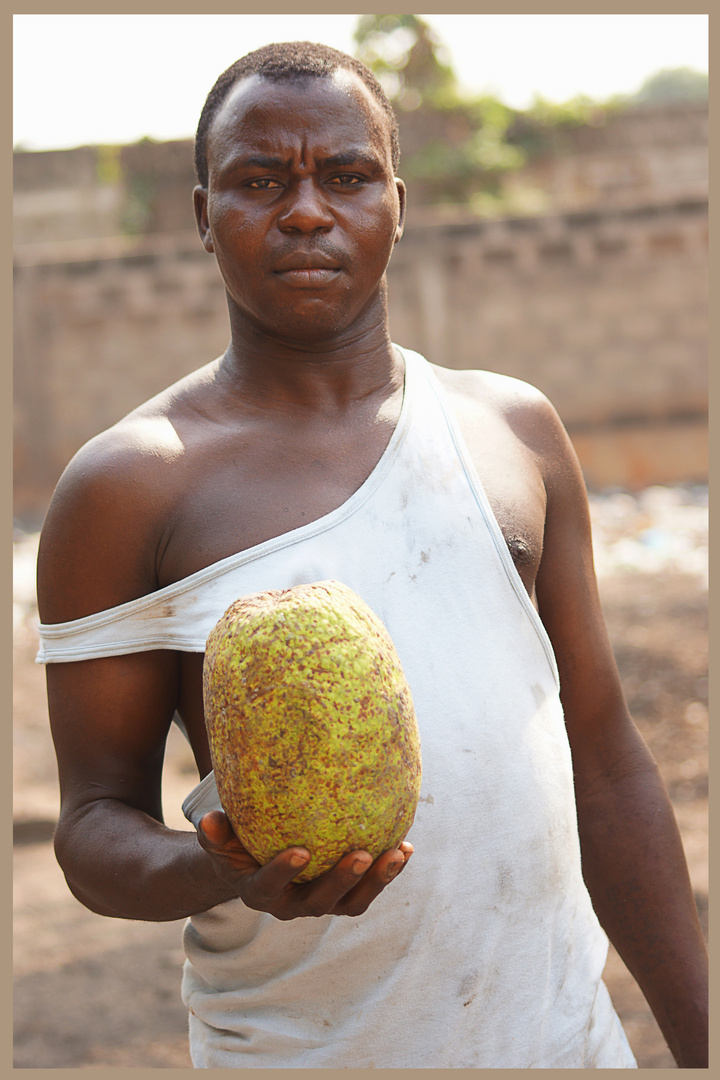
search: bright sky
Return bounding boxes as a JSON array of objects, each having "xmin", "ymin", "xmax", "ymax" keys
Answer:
[{"xmin": 13, "ymin": 13, "xmax": 708, "ymax": 151}]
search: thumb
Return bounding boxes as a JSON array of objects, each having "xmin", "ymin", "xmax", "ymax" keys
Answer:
[{"xmin": 198, "ymin": 809, "xmax": 235, "ymax": 846}]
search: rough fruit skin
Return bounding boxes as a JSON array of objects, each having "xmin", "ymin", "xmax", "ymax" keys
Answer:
[{"xmin": 203, "ymin": 580, "xmax": 422, "ymax": 882}]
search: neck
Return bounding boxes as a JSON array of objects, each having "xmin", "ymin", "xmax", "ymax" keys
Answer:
[{"xmin": 218, "ymin": 289, "xmax": 401, "ymax": 412}]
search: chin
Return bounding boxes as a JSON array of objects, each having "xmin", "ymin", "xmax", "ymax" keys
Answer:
[
  {"xmin": 249, "ymin": 299, "xmax": 375, "ymax": 345},
  {"xmin": 229, "ymin": 284, "xmax": 387, "ymax": 347}
]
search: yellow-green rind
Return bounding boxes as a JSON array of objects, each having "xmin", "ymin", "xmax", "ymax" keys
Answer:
[{"xmin": 203, "ymin": 580, "xmax": 422, "ymax": 881}]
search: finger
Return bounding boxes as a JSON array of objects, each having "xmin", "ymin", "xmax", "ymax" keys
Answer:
[
  {"xmin": 283, "ymin": 849, "xmax": 374, "ymax": 918},
  {"xmin": 198, "ymin": 810, "xmax": 236, "ymax": 847},
  {"xmin": 398, "ymin": 841, "xmax": 414, "ymax": 862},
  {"xmin": 240, "ymin": 847, "xmax": 312, "ymax": 912},
  {"xmin": 334, "ymin": 845, "xmax": 413, "ymax": 916},
  {"xmin": 356, "ymin": 843, "xmax": 413, "ymax": 882}
]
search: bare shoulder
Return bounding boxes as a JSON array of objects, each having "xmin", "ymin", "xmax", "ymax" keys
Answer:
[
  {"xmin": 37, "ymin": 363, "xmax": 218, "ymax": 623},
  {"xmin": 430, "ymin": 363, "xmax": 571, "ymax": 470},
  {"xmin": 44, "ymin": 367, "xmax": 204, "ymax": 522},
  {"xmin": 432, "ymin": 362, "xmax": 553, "ymax": 415}
]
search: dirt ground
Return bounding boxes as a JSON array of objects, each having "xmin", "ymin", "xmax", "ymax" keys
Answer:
[{"xmin": 13, "ymin": 486, "xmax": 708, "ymax": 1069}]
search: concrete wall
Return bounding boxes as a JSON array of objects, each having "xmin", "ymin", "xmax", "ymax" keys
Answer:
[
  {"xmin": 389, "ymin": 198, "xmax": 708, "ymax": 492},
  {"xmin": 13, "ymin": 141, "xmax": 197, "ymax": 244},
  {"xmin": 389, "ymin": 199, "xmax": 707, "ymax": 423},
  {"xmin": 14, "ymin": 234, "xmax": 227, "ymax": 519},
  {"xmin": 501, "ymin": 101, "xmax": 708, "ymax": 211}
]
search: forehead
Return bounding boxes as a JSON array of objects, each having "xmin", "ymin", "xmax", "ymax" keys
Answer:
[{"xmin": 206, "ymin": 70, "xmax": 393, "ymax": 170}]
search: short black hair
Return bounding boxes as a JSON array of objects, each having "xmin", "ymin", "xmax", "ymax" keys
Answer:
[{"xmin": 194, "ymin": 40, "xmax": 400, "ymax": 187}]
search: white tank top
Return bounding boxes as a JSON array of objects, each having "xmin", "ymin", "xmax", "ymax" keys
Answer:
[{"xmin": 37, "ymin": 348, "xmax": 636, "ymax": 1068}]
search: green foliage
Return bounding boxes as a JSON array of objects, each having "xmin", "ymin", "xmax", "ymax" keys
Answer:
[
  {"xmin": 95, "ymin": 145, "xmax": 122, "ymax": 186},
  {"xmin": 403, "ymin": 130, "xmax": 525, "ymax": 202},
  {"xmin": 354, "ymin": 13, "xmax": 456, "ymax": 109},
  {"xmin": 121, "ymin": 174, "xmax": 155, "ymax": 236},
  {"xmin": 523, "ymin": 93, "xmax": 608, "ymax": 130},
  {"xmin": 464, "ymin": 95, "xmax": 516, "ymax": 136},
  {"xmin": 506, "ymin": 94, "xmax": 616, "ymax": 160},
  {"xmin": 630, "ymin": 67, "xmax": 708, "ymax": 105}
]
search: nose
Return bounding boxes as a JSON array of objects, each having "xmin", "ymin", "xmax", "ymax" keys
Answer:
[{"xmin": 277, "ymin": 178, "xmax": 334, "ymax": 233}]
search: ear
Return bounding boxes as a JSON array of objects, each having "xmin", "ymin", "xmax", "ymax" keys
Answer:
[
  {"xmin": 193, "ymin": 186, "xmax": 214, "ymax": 253},
  {"xmin": 394, "ymin": 178, "xmax": 407, "ymax": 244}
]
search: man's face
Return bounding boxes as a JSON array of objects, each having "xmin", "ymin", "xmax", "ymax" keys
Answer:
[{"xmin": 195, "ymin": 70, "xmax": 405, "ymax": 345}]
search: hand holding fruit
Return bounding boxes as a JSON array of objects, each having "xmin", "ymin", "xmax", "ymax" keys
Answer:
[{"xmin": 197, "ymin": 809, "xmax": 413, "ymax": 919}]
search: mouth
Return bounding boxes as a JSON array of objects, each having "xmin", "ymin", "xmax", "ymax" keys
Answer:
[
  {"xmin": 273, "ymin": 251, "xmax": 344, "ymax": 287},
  {"xmin": 274, "ymin": 267, "xmax": 342, "ymax": 287}
]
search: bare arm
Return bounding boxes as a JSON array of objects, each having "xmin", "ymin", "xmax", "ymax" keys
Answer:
[
  {"xmin": 39, "ymin": 437, "xmax": 410, "ymax": 924},
  {"xmin": 46, "ymin": 649, "xmax": 240, "ymax": 921},
  {"xmin": 533, "ymin": 401, "xmax": 708, "ymax": 1068}
]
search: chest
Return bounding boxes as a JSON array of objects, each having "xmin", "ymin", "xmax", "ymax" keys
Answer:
[
  {"xmin": 157, "ymin": 408, "xmax": 398, "ymax": 588},
  {"xmin": 450, "ymin": 402, "xmax": 547, "ymax": 603},
  {"xmin": 158, "ymin": 381, "xmax": 547, "ymax": 601}
]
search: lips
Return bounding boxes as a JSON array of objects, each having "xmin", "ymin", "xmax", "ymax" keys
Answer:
[
  {"xmin": 278, "ymin": 268, "xmax": 341, "ymax": 286},
  {"xmin": 273, "ymin": 250, "xmax": 344, "ymax": 287}
]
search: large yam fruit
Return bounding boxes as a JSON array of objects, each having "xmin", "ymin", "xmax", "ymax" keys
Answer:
[{"xmin": 203, "ymin": 580, "xmax": 422, "ymax": 882}]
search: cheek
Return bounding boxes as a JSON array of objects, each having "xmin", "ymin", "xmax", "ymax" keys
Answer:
[
  {"xmin": 208, "ymin": 194, "xmax": 260, "ymax": 249},
  {"xmin": 350, "ymin": 199, "xmax": 401, "ymax": 258}
]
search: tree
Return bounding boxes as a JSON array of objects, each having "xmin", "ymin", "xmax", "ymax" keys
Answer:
[
  {"xmin": 353, "ymin": 14, "xmax": 524, "ymax": 208},
  {"xmin": 630, "ymin": 67, "xmax": 708, "ymax": 106},
  {"xmin": 353, "ymin": 14, "xmax": 455, "ymax": 111}
]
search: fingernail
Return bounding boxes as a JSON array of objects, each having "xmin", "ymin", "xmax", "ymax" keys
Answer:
[
  {"xmin": 289, "ymin": 852, "xmax": 309, "ymax": 869},
  {"xmin": 352, "ymin": 856, "xmax": 371, "ymax": 875},
  {"xmin": 385, "ymin": 860, "xmax": 403, "ymax": 880}
]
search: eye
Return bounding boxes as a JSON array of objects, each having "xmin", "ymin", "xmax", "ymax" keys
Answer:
[
  {"xmin": 327, "ymin": 174, "xmax": 363, "ymax": 187},
  {"xmin": 246, "ymin": 177, "xmax": 283, "ymax": 190}
]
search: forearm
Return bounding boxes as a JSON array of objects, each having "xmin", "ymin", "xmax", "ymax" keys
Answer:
[
  {"xmin": 576, "ymin": 752, "xmax": 707, "ymax": 1068},
  {"xmin": 54, "ymin": 798, "xmax": 238, "ymax": 921}
]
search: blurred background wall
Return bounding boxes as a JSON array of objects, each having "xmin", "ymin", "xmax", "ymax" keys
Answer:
[{"xmin": 13, "ymin": 15, "xmax": 708, "ymax": 528}]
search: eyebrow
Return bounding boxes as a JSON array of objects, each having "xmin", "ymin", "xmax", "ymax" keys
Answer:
[
  {"xmin": 242, "ymin": 155, "xmax": 291, "ymax": 170},
  {"xmin": 232, "ymin": 150, "xmax": 382, "ymax": 172},
  {"xmin": 316, "ymin": 151, "xmax": 382, "ymax": 170}
]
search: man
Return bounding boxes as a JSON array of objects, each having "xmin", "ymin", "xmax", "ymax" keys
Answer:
[{"xmin": 36, "ymin": 42, "xmax": 707, "ymax": 1068}]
